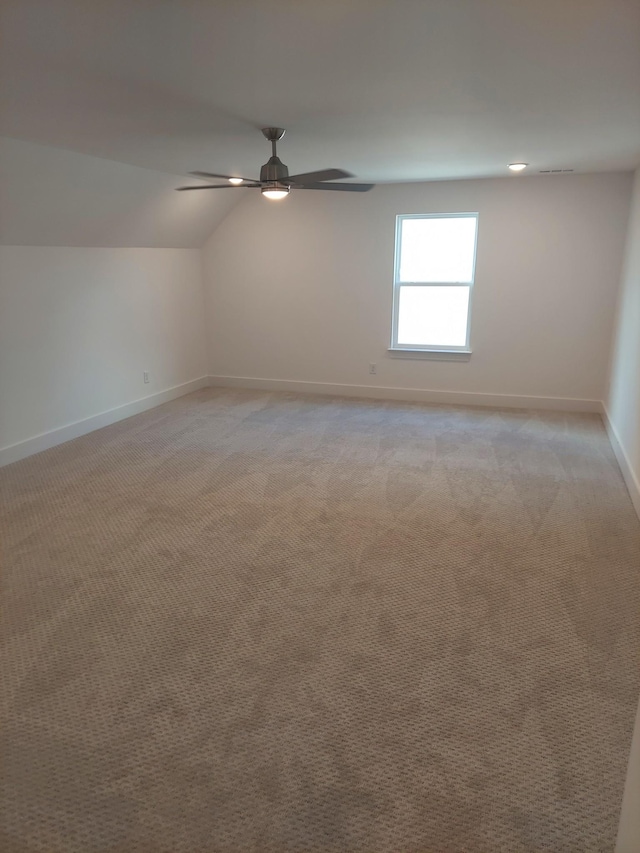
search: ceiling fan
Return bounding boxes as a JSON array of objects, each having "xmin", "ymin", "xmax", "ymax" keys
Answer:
[{"xmin": 176, "ymin": 127, "xmax": 375, "ymax": 199}]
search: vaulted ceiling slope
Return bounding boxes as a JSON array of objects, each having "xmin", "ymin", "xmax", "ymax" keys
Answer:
[
  {"xmin": 0, "ymin": 137, "xmax": 241, "ymax": 247},
  {"xmin": 1, "ymin": 0, "xmax": 639, "ymax": 188}
]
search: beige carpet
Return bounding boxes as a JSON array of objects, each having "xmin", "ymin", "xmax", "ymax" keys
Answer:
[{"xmin": 2, "ymin": 388, "xmax": 640, "ymax": 852}]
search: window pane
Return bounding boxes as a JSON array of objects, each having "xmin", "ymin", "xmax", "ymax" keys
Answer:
[
  {"xmin": 399, "ymin": 216, "xmax": 476, "ymax": 282},
  {"xmin": 397, "ymin": 286, "xmax": 470, "ymax": 347}
]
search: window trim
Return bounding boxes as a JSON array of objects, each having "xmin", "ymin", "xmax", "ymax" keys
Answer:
[{"xmin": 391, "ymin": 212, "xmax": 479, "ymax": 353}]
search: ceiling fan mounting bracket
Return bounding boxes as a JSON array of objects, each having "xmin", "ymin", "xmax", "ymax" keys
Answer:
[{"xmin": 261, "ymin": 127, "xmax": 286, "ymax": 142}]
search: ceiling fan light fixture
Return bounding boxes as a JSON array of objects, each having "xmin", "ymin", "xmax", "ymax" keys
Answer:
[
  {"xmin": 261, "ymin": 183, "xmax": 290, "ymax": 200},
  {"xmin": 228, "ymin": 177, "xmax": 243, "ymax": 184}
]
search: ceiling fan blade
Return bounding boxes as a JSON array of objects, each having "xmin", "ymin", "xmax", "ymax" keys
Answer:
[
  {"xmin": 176, "ymin": 183, "xmax": 260, "ymax": 191},
  {"xmin": 295, "ymin": 181, "xmax": 375, "ymax": 192},
  {"xmin": 286, "ymin": 168, "xmax": 353, "ymax": 184},
  {"xmin": 189, "ymin": 171, "xmax": 258, "ymax": 183}
]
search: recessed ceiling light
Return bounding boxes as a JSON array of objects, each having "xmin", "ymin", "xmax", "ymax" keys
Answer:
[
  {"xmin": 508, "ymin": 163, "xmax": 528, "ymax": 172},
  {"xmin": 228, "ymin": 177, "xmax": 243, "ymax": 184}
]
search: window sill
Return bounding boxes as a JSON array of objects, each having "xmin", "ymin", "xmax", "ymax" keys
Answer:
[{"xmin": 387, "ymin": 348, "xmax": 472, "ymax": 362}]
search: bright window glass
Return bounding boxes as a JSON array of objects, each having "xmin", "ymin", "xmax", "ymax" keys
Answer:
[
  {"xmin": 399, "ymin": 217, "xmax": 477, "ymax": 283},
  {"xmin": 397, "ymin": 286, "xmax": 470, "ymax": 347}
]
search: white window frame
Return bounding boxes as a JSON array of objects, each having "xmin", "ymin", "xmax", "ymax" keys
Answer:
[{"xmin": 390, "ymin": 212, "xmax": 479, "ymax": 356}]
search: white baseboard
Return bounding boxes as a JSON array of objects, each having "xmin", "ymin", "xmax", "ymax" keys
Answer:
[
  {"xmin": 602, "ymin": 406, "xmax": 640, "ymax": 521},
  {"xmin": 207, "ymin": 374, "xmax": 602, "ymax": 413},
  {"xmin": 0, "ymin": 377, "xmax": 209, "ymax": 467}
]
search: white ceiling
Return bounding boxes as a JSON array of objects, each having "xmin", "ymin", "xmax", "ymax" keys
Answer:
[
  {"xmin": 1, "ymin": 0, "xmax": 639, "ymax": 186},
  {"xmin": 0, "ymin": 137, "xmax": 240, "ymax": 247}
]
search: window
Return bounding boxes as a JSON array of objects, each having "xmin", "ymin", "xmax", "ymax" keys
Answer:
[{"xmin": 391, "ymin": 213, "xmax": 478, "ymax": 353}]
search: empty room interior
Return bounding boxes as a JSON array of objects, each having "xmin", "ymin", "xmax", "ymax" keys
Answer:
[{"xmin": 2, "ymin": 1, "xmax": 640, "ymax": 851}]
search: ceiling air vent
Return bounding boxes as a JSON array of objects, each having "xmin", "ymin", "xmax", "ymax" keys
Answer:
[{"xmin": 539, "ymin": 169, "xmax": 574, "ymax": 173}]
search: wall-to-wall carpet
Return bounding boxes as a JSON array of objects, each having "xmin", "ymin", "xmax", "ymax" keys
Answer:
[{"xmin": 2, "ymin": 388, "xmax": 639, "ymax": 852}]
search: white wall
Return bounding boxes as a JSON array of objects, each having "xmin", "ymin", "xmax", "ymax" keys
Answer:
[
  {"xmin": 202, "ymin": 173, "xmax": 631, "ymax": 406},
  {"xmin": 609, "ymin": 169, "xmax": 640, "ymax": 853},
  {"xmin": 0, "ymin": 247, "xmax": 207, "ymax": 457},
  {"xmin": 606, "ymin": 168, "xmax": 640, "ymax": 517},
  {"xmin": 2, "ymin": 171, "xmax": 634, "ymax": 465}
]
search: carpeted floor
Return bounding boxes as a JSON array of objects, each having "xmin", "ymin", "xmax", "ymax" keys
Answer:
[{"xmin": 1, "ymin": 388, "xmax": 640, "ymax": 852}]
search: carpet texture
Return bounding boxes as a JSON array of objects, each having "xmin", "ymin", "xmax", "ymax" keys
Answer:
[{"xmin": 1, "ymin": 388, "xmax": 640, "ymax": 852}]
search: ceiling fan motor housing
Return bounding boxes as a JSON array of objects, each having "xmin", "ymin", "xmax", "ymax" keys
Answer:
[{"xmin": 260, "ymin": 155, "xmax": 289, "ymax": 183}]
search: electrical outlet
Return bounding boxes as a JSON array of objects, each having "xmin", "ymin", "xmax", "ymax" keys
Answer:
[
  {"xmin": 143, "ymin": 371, "xmax": 150, "ymax": 384},
  {"xmin": 369, "ymin": 363, "xmax": 377, "ymax": 375}
]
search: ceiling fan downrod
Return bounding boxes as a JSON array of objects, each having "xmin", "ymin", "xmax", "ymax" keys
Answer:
[{"xmin": 260, "ymin": 127, "xmax": 289, "ymax": 189}]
